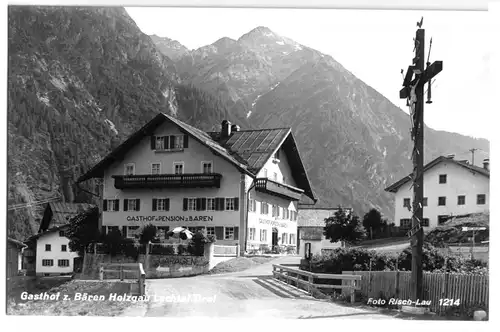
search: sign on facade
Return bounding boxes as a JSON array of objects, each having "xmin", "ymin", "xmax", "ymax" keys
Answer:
[
  {"xmin": 126, "ymin": 216, "xmax": 214, "ymax": 222},
  {"xmin": 258, "ymin": 218, "xmax": 288, "ymax": 228}
]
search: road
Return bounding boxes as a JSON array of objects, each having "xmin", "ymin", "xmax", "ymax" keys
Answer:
[{"xmin": 122, "ymin": 256, "xmax": 399, "ymax": 319}]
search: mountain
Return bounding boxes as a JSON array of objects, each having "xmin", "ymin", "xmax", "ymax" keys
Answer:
[
  {"xmin": 7, "ymin": 6, "xmax": 248, "ymax": 241},
  {"xmin": 149, "ymin": 34, "xmax": 190, "ymax": 61},
  {"xmin": 152, "ymin": 26, "xmax": 490, "ymax": 216}
]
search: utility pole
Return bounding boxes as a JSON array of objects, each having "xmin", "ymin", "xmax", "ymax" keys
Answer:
[
  {"xmin": 469, "ymin": 148, "xmax": 478, "ymax": 166},
  {"xmin": 400, "ymin": 18, "xmax": 443, "ymax": 302}
]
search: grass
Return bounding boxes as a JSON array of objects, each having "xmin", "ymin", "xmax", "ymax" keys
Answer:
[
  {"xmin": 6, "ymin": 278, "xmax": 143, "ymax": 317},
  {"xmin": 209, "ymin": 256, "xmax": 275, "ymax": 274}
]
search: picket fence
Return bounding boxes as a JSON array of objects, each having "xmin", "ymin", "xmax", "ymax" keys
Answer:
[{"xmin": 342, "ymin": 271, "xmax": 489, "ymax": 315}]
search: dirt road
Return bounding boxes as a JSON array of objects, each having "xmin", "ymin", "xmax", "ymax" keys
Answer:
[{"xmin": 122, "ymin": 256, "xmax": 398, "ymax": 319}]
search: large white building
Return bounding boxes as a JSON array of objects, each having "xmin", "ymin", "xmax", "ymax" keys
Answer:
[
  {"xmin": 385, "ymin": 155, "xmax": 490, "ymax": 229},
  {"xmin": 77, "ymin": 114, "xmax": 317, "ymax": 254}
]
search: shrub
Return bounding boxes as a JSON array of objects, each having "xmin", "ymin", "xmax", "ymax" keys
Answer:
[
  {"xmin": 121, "ymin": 238, "xmax": 140, "ymax": 260},
  {"xmin": 150, "ymin": 244, "xmax": 175, "ymax": 255},
  {"xmin": 139, "ymin": 224, "xmax": 157, "ymax": 244},
  {"xmin": 177, "ymin": 244, "xmax": 189, "ymax": 255},
  {"xmin": 101, "ymin": 228, "xmax": 124, "ymax": 256},
  {"xmin": 188, "ymin": 231, "xmax": 210, "ymax": 256}
]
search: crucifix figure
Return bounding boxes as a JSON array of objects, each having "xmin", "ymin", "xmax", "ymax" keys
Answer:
[{"xmin": 399, "ymin": 27, "xmax": 443, "ymax": 302}]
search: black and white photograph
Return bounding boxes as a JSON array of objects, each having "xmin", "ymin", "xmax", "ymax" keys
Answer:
[{"xmin": 3, "ymin": 0, "xmax": 497, "ymax": 325}]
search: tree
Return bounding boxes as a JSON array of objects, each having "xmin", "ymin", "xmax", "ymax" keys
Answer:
[
  {"xmin": 139, "ymin": 223, "xmax": 157, "ymax": 244},
  {"xmin": 362, "ymin": 208, "xmax": 386, "ymax": 239},
  {"xmin": 66, "ymin": 206, "xmax": 100, "ymax": 257},
  {"xmin": 324, "ymin": 206, "xmax": 367, "ymax": 246}
]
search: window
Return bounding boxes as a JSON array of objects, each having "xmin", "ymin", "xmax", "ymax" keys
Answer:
[
  {"xmin": 477, "ymin": 194, "xmax": 486, "ymax": 205},
  {"xmin": 174, "ymin": 135, "xmax": 184, "ymax": 149},
  {"xmin": 45, "ymin": 244, "xmax": 51, "ymax": 251},
  {"xmin": 202, "ymin": 161, "xmax": 213, "ymax": 174},
  {"xmin": 225, "ymin": 227, "xmax": 235, "ymax": 240},
  {"xmin": 260, "ymin": 202, "xmax": 269, "ymax": 215},
  {"xmin": 151, "ymin": 163, "xmax": 161, "ymax": 175},
  {"xmin": 106, "ymin": 226, "xmax": 119, "ymax": 234},
  {"xmin": 400, "ymin": 219, "xmax": 412, "ymax": 228},
  {"xmin": 438, "ymin": 197, "xmax": 446, "ymax": 206},
  {"xmin": 103, "ymin": 199, "xmax": 120, "ymax": 212},
  {"xmin": 58, "ymin": 259, "xmax": 69, "ymax": 267},
  {"xmin": 249, "ymin": 228, "xmax": 256, "ymax": 241},
  {"xmin": 262, "ymin": 168, "xmax": 268, "ymax": 178},
  {"xmin": 284, "ymin": 209, "xmax": 290, "ymax": 220},
  {"xmin": 173, "ymin": 162, "xmax": 184, "ymax": 174},
  {"xmin": 207, "ymin": 198, "xmax": 215, "ymax": 211},
  {"xmin": 127, "ymin": 226, "xmax": 140, "ymax": 239},
  {"xmin": 157, "ymin": 227, "xmax": 170, "ymax": 239},
  {"xmin": 42, "ymin": 259, "xmax": 53, "ymax": 267},
  {"xmin": 272, "ymin": 205, "xmax": 278, "ymax": 217},
  {"xmin": 249, "ymin": 199, "xmax": 256, "ymax": 212},
  {"xmin": 439, "ymin": 174, "xmax": 447, "ymax": 184},
  {"xmin": 187, "ymin": 198, "xmax": 197, "ymax": 211},
  {"xmin": 403, "ymin": 198, "xmax": 411, "ymax": 209},
  {"xmin": 282, "ymin": 233, "xmax": 288, "ymax": 244},
  {"xmin": 438, "ymin": 215, "xmax": 449, "ymax": 225},
  {"xmin": 59, "ymin": 230, "xmax": 65, "ymax": 237},
  {"xmin": 206, "ymin": 227, "xmax": 215, "ymax": 237},
  {"xmin": 260, "ymin": 229, "xmax": 267, "ymax": 242},
  {"xmin": 423, "ymin": 197, "xmax": 428, "ymax": 207},
  {"xmin": 225, "ymin": 198, "xmax": 236, "ymax": 211},
  {"xmin": 156, "ymin": 136, "xmax": 166, "ymax": 150},
  {"xmin": 273, "ymin": 172, "xmax": 278, "ymax": 181},
  {"xmin": 421, "ymin": 218, "xmax": 429, "ymax": 227},
  {"xmin": 153, "ymin": 198, "xmax": 170, "ymax": 211},
  {"xmin": 124, "ymin": 199, "xmax": 140, "ymax": 211},
  {"xmin": 124, "ymin": 163, "xmax": 135, "ymax": 176},
  {"xmin": 61, "ymin": 245, "xmax": 67, "ymax": 252},
  {"xmin": 289, "ymin": 234, "xmax": 295, "ymax": 245},
  {"xmin": 457, "ymin": 195, "xmax": 466, "ymax": 205}
]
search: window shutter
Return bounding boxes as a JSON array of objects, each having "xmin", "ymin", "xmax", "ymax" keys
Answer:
[
  {"xmin": 122, "ymin": 226, "xmax": 127, "ymax": 238},
  {"xmin": 103, "ymin": 200, "xmax": 108, "ymax": 212},
  {"xmin": 215, "ymin": 227, "xmax": 224, "ymax": 240},
  {"xmin": 183, "ymin": 198, "xmax": 188, "ymax": 211},
  {"xmin": 136, "ymin": 199, "xmax": 140, "ymax": 211},
  {"xmin": 151, "ymin": 136, "xmax": 156, "ymax": 149},
  {"xmin": 115, "ymin": 199, "xmax": 120, "ymax": 211},
  {"xmin": 184, "ymin": 134, "xmax": 189, "ymax": 148},
  {"xmin": 123, "ymin": 199, "xmax": 128, "ymax": 211},
  {"xmin": 234, "ymin": 197, "xmax": 239, "ymax": 211},
  {"xmin": 152, "ymin": 199, "xmax": 157, "ymax": 211},
  {"xmin": 164, "ymin": 198, "xmax": 170, "ymax": 211},
  {"xmin": 215, "ymin": 197, "xmax": 222, "ymax": 211},
  {"xmin": 196, "ymin": 198, "xmax": 203, "ymax": 211},
  {"xmin": 170, "ymin": 135, "xmax": 175, "ymax": 149},
  {"xmin": 233, "ymin": 227, "xmax": 239, "ymax": 240},
  {"xmin": 201, "ymin": 198, "xmax": 207, "ymax": 210}
]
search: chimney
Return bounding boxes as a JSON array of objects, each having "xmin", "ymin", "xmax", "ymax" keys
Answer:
[
  {"xmin": 221, "ymin": 120, "xmax": 232, "ymax": 138},
  {"xmin": 458, "ymin": 159, "xmax": 469, "ymax": 164},
  {"xmin": 231, "ymin": 124, "xmax": 240, "ymax": 133},
  {"xmin": 483, "ymin": 158, "xmax": 490, "ymax": 171},
  {"xmin": 446, "ymin": 154, "xmax": 455, "ymax": 159}
]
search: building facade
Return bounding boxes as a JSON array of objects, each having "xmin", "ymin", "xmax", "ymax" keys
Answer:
[
  {"xmin": 35, "ymin": 227, "xmax": 79, "ymax": 276},
  {"xmin": 385, "ymin": 155, "xmax": 490, "ymax": 230},
  {"xmin": 77, "ymin": 114, "xmax": 317, "ymax": 254},
  {"xmin": 7, "ymin": 238, "xmax": 26, "ymax": 278}
]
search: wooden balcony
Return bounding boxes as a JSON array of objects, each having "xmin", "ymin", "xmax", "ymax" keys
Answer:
[
  {"xmin": 112, "ymin": 173, "xmax": 223, "ymax": 189},
  {"xmin": 254, "ymin": 178, "xmax": 304, "ymax": 201}
]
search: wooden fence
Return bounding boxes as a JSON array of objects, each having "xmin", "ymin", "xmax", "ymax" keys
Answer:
[
  {"xmin": 272, "ymin": 264, "xmax": 361, "ymax": 303},
  {"xmin": 342, "ymin": 271, "xmax": 489, "ymax": 315},
  {"xmin": 99, "ymin": 263, "xmax": 146, "ymax": 296}
]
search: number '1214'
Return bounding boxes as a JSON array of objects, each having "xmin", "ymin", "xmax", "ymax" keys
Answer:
[{"xmin": 439, "ymin": 299, "xmax": 460, "ymax": 306}]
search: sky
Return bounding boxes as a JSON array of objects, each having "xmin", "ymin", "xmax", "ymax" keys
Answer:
[{"xmin": 125, "ymin": 7, "xmax": 493, "ymax": 140}]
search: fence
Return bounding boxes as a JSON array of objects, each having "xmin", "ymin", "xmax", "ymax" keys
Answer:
[
  {"xmin": 214, "ymin": 244, "xmax": 239, "ymax": 257},
  {"xmin": 342, "ymin": 270, "xmax": 489, "ymax": 315},
  {"xmin": 86, "ymin": 242, "xmax": 205, "ymax": 256},
  {"xmin": 99, "ymin": 263, "xmax": 146, "ymax": 296},
  {"xmin": 272, "ymin": 264, "xmax": 361, "ymax": 303}
]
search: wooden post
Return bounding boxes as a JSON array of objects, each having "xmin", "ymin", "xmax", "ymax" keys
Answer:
[
  {"xmin": 120, "ymin": 264, "xmax": 124, "ymax": 281},
  {"xmin": 99, "ymin": 266, "xmax": 103, "ymax": 281},
  {"xmin": 350, "ymin": 280, "xmax": 356, "ymax": 303},
  {"xmin": 308, "ymin": 275, "xmax": 313, "ymax": 294}
]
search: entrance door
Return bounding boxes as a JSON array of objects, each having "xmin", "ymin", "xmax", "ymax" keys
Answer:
[{"xmin": 272, "ymin": 227, "xmax": 278, "ymax": 248}]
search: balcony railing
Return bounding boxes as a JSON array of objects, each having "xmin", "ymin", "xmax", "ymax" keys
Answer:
[
  {"xmin": 254, "ymin": 178, "xmax": 303, "ymax": 201},
  {"xmin": 112, "ymin": 173, "xmax": 222, "ymax": 189}
]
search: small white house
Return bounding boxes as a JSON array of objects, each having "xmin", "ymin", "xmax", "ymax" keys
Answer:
[
  {"xmin": 385, "ymin": 155, "xmax": 490, "ymax": 230},
  {"xmin": 27, "ymin": 202, "xmax": 94, "ymax": 276}
]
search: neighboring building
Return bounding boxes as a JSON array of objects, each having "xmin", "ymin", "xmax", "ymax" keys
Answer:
[
  {"xmin": 25, "ymin": 202, "xmax": 94, "ymax": 276},
  {"xmin": 7, "ymin": 237, "xmax": 26, "ymax": 278},
  {"xmin": 297, "ymin": 207, "xmax": 352, "ymax": 257},
  {"xmin": 385, "ymin": 155, "xmax": 490, "ymax": 230},
  {"xmin": 77, "ymin": 114, "xmax": 317, "ymax": 255}
]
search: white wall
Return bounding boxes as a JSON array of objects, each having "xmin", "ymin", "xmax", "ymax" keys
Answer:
[
  {"xmin": 36, "ymin": 232, "xmax": 79, "ymax": 275},
  {"xmin": 298, "ymin": 238, "xmax": 341, "ymax": 257},
  {"xmin": 394, "ymin": 160, "xmax": 490, "ymax": 229}
]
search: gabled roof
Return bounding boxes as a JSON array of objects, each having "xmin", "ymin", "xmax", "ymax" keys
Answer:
[
  {"xmin": 297, "ymin": 207, "xmax": 353, "ymax": 227},
  {"xmin": 39, "ymin": 202, "xmax": 95, "ymax": 233},
  {"xmin": 385, "ymin": 156, "xmax": 490, "ymax": 193},
  {"xmin": 29, "ymin": 224, "xmax": 70, "ymax": 241},
  {"xmin": 7, "ymin": 237, "xmax": 27, "ymax": 248},
  {"xmin": 78, "ymin": 113, "xmax": 317, "ymax": 202}
]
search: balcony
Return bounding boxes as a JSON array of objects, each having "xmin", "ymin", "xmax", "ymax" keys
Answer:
[
  {"xmin": 254, "ymin": 178, "xmax": 303, "ymax": 201},
  {"xmin": 112, "ymin": 173, "xmax": 223, "ymax": 189}
]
